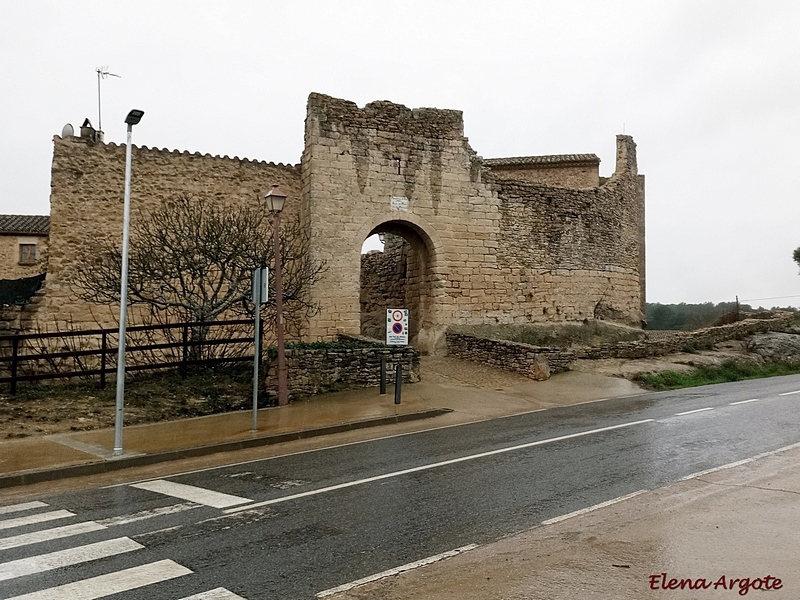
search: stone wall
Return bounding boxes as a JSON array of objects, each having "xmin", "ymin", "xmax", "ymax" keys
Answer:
[
  {"xmin": 41, "ymin": 134, "xmax": 301, "ymax": 331},
  {"xmin": 446, "ymin": 332, "xmax": 575, "ymax": 380},
  {"xmin": 266, "ymin": 335, "xmax": 420, "ymax": 398},
  {"xmin": 445, "ymin": 313, "xmax": 795, "ymax": 381},
  {"xmin": 483, "ymin": 155, "xmax": 600, "ymax": 188}
]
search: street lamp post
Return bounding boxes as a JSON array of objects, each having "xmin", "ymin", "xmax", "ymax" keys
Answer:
[
  {"xmin": 265, "ymin": 184, "xmax": 288, "ymax": 407},
  {"xmin": 113, "ymin": 108, "xmax": 144, "ymax": 456}
]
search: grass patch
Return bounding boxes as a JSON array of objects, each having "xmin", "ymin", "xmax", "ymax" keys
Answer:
[{"xmin": 634, "ymin": 360, "xmax": 800, "ymax": 391}]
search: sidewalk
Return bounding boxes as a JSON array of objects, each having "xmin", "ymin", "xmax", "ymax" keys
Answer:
[{"xmin": 0, "ymin": 361, "xmax": 643, "ymax": 488}]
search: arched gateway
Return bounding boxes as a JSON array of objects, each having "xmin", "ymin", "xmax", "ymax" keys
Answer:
[{"xmin": 300, "ymin": 94, "xmax": 645, "ymax": 353}]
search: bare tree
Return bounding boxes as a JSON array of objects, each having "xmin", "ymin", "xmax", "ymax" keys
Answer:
[
  {"xmin": 75, "ymin": 194, "xmax": 325, "ymax": 348},
  {"xmin": 794, "ymin": 247, "xmax": 800, "ymax": 272}
]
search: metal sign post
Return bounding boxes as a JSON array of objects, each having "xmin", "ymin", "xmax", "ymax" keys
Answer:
[{"xmin": 252, "ymin": 267, "xmax": 268, "ymax": 430}]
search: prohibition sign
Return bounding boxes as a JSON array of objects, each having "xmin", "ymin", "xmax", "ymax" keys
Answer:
[
  {"xmin": 391, "ymin": 310, "xmax": 404, "ymax": 322},
  {"xmin": 392, "ymin": 322, "xmax": 404, "ymax": 334}
]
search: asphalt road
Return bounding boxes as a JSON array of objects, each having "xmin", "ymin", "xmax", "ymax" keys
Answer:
[{"xmin": 2, "ymin": 374, "xmax": 800, "ymax": 599}]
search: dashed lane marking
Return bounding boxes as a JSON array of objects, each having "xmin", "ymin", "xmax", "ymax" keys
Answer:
[
  {"xmin": 779, "ymin": 390, "xmax": 800, "ymax": 396},
  {"xmin": 541, "ymin": 490, "xmax": 647, "ymax": 525},
  {"xmin": 316, "ymin": 544, "xmax": 478, "ymax": 597},
  {"xmin": 730, "ymin": 398, "xmax": 759, "ymax": 405},
  {"xmin": 675, "ymin": 407, "xmax": 714, "ymax": 416}
]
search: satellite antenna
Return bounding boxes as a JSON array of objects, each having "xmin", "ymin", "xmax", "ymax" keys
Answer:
[
  {"xmin": 61, "ymin": 123, "xmax": 74, "ymax": 138},
  {"xmin": 96, "ymin": 66, "xmax": 121, "ymax": 132}
]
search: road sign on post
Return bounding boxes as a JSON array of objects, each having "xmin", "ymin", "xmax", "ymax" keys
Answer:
[{"xmin": 386, "ymin": 308, "xmax": 409, "ymax": 345}]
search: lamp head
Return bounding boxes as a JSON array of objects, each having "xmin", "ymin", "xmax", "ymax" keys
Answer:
[
  {"xmin": 125, "ymin": 109, "xmax": 144, "ymax": 126},
  {"xmin": 265, "ymin": 184, "xmax": 287, "ymax": 213}
]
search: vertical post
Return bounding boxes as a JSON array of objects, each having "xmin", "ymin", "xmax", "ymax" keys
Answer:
[
  {"xmin": 380, "ymin": 358, "xmax": 387, "ymax": 395},
  {"xmin": 10, "ymin": 336, "xmax": 19, "ymax": 395},
  {"xmin": 273, "ymin": 211, "xmax": 288, "ymax": 406},
  {"xmin": 252, "ymin": 268, "xmax": 262, "ymax": 430},
  {"xmin": 100, "ymin": 331, "xmax": 107, "ymax": 389},
  {"xmin": 180, "ymin": 324, "xmax": 189, "ymax": 378},
  {"xmin": 394, "ymin": 362, "xmax": 402, "ymax": 405},
  {"xmin": 113, "ymin": 122, "xmax": 135, "ymax": 456}
]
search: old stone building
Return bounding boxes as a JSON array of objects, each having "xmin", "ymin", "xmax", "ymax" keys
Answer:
[
  {"xmin": 28, "ymin": 93, "xmax": 645, "ymax": 353},
  {"xmin": 0, "ymin": 215, "xmax": 49, "ymax": 280}
]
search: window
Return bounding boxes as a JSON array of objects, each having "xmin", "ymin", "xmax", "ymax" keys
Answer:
[{"xmin": 19, "ymin": 244, "xmax": 37, "ymax": 264}]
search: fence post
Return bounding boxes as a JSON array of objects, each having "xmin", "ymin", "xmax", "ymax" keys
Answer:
[
  {"xmin": 10, "ymin": 336, "xmax": 19, "ymax": 395},
  {"xmin": 380, "ymin": 358, "xmax": 387, "ymax": 395},
  {"xmin": 100, "ymin": 331, "xmax": 107, "ymax": 389},
  {"xmin": 394, "ymin": 362, "xmax": 402, "ymax": 405},
  {"xmin": 181, "ymin": 324, "xmax": 189, "ymax": 378}
]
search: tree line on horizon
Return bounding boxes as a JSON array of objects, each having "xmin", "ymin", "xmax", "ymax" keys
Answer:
[{"xmin": 645, "ymin": 301, "xmax": 798, "ymax": 331}]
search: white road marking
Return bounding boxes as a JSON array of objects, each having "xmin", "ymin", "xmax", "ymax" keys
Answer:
[
  {"xmin": 680, "ymin": 440, "xmax": 800, "ymax": 481},
  {"xmin": 675, "ymin": 407, "xmax": 714, "ymax": 416},
  {"xmin": 0, "ymin": 537, "xmax": 143, "ymax": 581},
  {"xmin": 109, "ymin": 395, "xmax": 643, "ymax": 488},
  {"xmin": 180, "ymin": 588, "xmax": 248, "ymax": 599},
  {"xmin": 226, "ymin": 419, "xmax": 655, "ymax": 513},
  {"xmin": 0, "ymin": 502, "xmax": 48, "ymax": 515},
  {"xmin": 729, "ymin": 398, "xmax": 759, "ymax": 405},
  {"xmin": 0, "ymin": 521, "xmax": 107, "ymax": 551},
  {"xmin": 130, "ymin": 480, "xmax": 252, "ymax": 508},
  {"xmin": 4, "ymin": 559, "xmax": 191, "ymax": 600},
  {"xmin": 97, "ymin": 502, "xmax": 199, "ymax": 527},
  {"xmin": 0, "ymin": 510, "xmax": 75, "ymax": 531},
  {"xmin": 316, "ymin": 544, "xmax": 478, "ymax": 597},
  {"xmin": 779, "ymin": 390, "xmax": 800, "ymax": 396},
  {"xmin": 541, "ymin": 490, "xmax": 647, "ymax": 525}
]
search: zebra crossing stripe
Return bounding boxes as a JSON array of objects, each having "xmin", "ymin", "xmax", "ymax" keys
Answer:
[
  {"xmin": 4, "ymin": 559, "xmax": 192, "ymax": 600},
  {"xmin": 0, "ymin": 521, "xmax": 106, "ymax": 551},
  {"xmin": 0, "ymin": 537, "xmax": 143, "ymax": 582},
  {"xmin": 0, "ymin": 502, "xmax": 48, "ymax": 515},
  {"xmin": 180, "ymin": 588, "xmax": 248, "ymax": 599},
  {"xmin": 131, "ymin": 480, "xmax": 252, "ymax": 508},
  {"xmin": 0, "ymin": 510, "xmax": 75, "ymax": 531}
]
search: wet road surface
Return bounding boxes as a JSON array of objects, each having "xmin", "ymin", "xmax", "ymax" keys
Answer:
[{"xmin": 1, "ymin": 374, "xmax": 799, "ymax": 599}]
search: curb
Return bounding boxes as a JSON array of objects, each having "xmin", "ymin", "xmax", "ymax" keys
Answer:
[{"xmin": 0, "ymin": 408, "xmax": 453, "ymax": 489}]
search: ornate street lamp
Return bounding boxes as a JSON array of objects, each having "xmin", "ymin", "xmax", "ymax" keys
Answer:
[{"xmin": 265, "ymin": 184, "xmax": 289, "ymax": 406}]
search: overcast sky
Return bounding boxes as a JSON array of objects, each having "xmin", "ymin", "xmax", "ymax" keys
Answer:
[{"xmin": 2, "ymin": 1, "xmax": 798, "ymax": 307}]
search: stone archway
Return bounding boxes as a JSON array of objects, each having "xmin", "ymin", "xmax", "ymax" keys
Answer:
[{"xmin": 359, "ymin": 220, "xmax": 437, "ymax": 353}]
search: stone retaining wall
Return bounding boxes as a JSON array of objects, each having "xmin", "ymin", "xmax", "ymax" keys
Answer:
[
  {"xmin": 446, "ymin": 313, "xmax": 795, "ymax": 381},
  {"xmin": 267, "ymin": 335, "xmax": 420, "ymax": 398},
  {"xmin": 445, "ymin": 332, "xmax": 575, "ymax": 381}
]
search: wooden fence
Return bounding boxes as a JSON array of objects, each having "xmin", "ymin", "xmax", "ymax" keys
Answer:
[{"xmin": 0, "ymin": 319, "xmax": 256, "ymax": 394}]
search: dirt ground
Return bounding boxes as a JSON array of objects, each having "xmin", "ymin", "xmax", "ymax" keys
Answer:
[{"xmin": 0, "ymin": 343, "xmax": 753, "ymax": 441}]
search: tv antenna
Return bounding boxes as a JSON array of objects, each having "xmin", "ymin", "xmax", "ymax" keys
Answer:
[{"xmin": 96, "ymin": 66, "xmax": 121, "ymax": 132}]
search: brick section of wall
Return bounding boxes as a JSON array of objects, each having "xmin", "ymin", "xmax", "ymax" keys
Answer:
[
  {"xmin": 42, "ymin": 136, "xmax": 301, "ymax": 331},
  {"xmin": 268, "ymin": 336, "xmax": 420, "ymax": 397}
]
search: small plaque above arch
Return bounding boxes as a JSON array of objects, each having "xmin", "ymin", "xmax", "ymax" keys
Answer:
[{"xmin": 390, "ymin": 196, "xmax": 409, "ymax": 212}]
